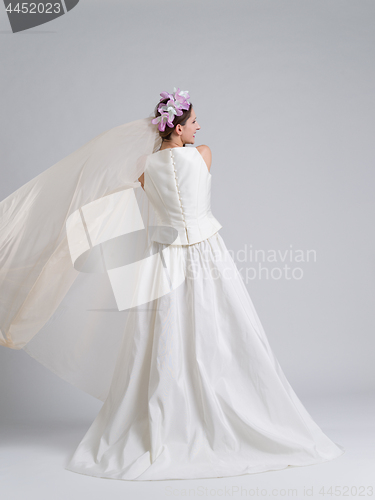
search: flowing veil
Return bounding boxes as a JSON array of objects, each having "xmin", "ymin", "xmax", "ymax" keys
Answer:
[{"xmin": 0, "ymin": 115, "xmax": 186, "ymax": 402}]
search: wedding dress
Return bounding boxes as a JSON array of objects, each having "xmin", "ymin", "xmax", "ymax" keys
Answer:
[
  {"xmin": 62, "ymin": 146, "xmax": 345, "ymax": 480},
  {"xmin": 0, "ymin": 117, "xmax": 345, "ymax": 480}
]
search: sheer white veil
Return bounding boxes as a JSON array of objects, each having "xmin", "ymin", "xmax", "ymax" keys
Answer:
[{"xmin": 0, "ymin": 115, "xmax": 182, "ymax": 402}]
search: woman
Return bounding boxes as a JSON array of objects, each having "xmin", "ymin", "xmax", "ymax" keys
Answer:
[
  {"xmin": 64, "ymin": 89, "xmax": 345, "ymax": 480},
  {"xmin": 0, "ymin": 88, "xmax": 345, "ymax": 481}
]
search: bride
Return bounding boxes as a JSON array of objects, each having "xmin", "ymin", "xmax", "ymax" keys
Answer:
[{"xmin": 0, "ymin": 88, "xmax": 345, "ymax": 480}]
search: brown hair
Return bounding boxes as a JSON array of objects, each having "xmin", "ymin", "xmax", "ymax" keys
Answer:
[{"xmin": 153, "ymin": 98, "xmax": 193, "ymax": 145}]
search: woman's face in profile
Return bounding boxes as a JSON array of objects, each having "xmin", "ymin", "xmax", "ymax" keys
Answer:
[{"xmin": 181, "ymin": 108, "xmax": 201, "ymax": 144}]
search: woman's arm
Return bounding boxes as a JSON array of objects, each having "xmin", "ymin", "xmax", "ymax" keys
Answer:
[{"xmin": 138, "ymin": 172, "xmax": 145, "ymax": 190}]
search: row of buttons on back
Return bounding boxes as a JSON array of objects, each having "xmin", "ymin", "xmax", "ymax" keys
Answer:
[{"xmin": 170, "ymin": 149, "xmax": 189, "ymax": 244}]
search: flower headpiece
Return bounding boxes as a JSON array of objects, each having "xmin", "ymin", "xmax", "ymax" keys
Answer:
[{"xmin": 151, "ymin": 87, "xmax": 191, "ymax": 132}]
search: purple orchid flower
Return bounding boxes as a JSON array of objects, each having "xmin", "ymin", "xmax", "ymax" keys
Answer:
[
  {"xmin": 159, "ymin": 99, "xmax": 183, "ymax": 120},
  {"xmin": 151, "ymin": 111, "xmax": 174, "ymax": 132},
  {"xmin": 173, "ymin": 87, "xmax": 190, "ymax": 110},
  {"xmin": 151, "ymin": 88, "xmax": 191, "ymax": 131},
  {"xmin": 159, "ymin": 91, "xmax": 174, "ymax": 101}
]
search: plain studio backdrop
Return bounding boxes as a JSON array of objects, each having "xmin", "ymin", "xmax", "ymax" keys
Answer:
[{"xmin": 0, "ymin": 0, "xmax": 374, "ymax": 497}]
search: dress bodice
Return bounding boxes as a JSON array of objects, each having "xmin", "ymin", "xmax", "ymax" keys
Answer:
[{"xmin": 143, "ymin": 147, "xmax": 222, "ymax": 245}]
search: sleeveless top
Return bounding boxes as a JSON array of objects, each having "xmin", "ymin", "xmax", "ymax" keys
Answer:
[{"xmin": 143, "ymin": 147, "xmax": 222, "ymax": 246}]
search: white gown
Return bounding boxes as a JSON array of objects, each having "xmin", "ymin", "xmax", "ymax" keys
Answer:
[{"xmin": 65, "ymin": 146, "xmax": 345, "ymax": 480}]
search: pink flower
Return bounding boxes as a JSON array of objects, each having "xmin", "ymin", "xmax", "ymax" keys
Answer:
[
  {"xmin": 159, "ymin": 91, "xmax": 174, "ymax": 101},
  {"xmin": 174, "ymin": 87, "xmax": 190, "ymax": 110},
  {"xmin": 151, "ymin": 88, "xmax": 191, "ymax": 131},
  {"xmin": 151, "ymin": 111, "xmax": 174, "ymax": 132}
]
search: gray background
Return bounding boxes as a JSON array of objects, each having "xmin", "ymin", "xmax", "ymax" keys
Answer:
[{"xmin": 1, "ymin": 0, "xmax": 374, "ymax": 427}]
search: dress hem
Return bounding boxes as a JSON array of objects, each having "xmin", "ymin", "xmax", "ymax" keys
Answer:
[{"xmin": 64, "ymin": 445, "xmax": 345, "ymax": 482}]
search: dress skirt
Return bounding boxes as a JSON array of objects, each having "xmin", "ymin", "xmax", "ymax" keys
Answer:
[{"xmin": 65, "ymin": 231, "xmax": 345, "ymax": 480}]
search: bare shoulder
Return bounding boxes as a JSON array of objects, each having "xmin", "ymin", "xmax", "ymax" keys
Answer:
[{"xmin": 196, "ymin": 144, "xmax": 212, "ymax": 172}]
